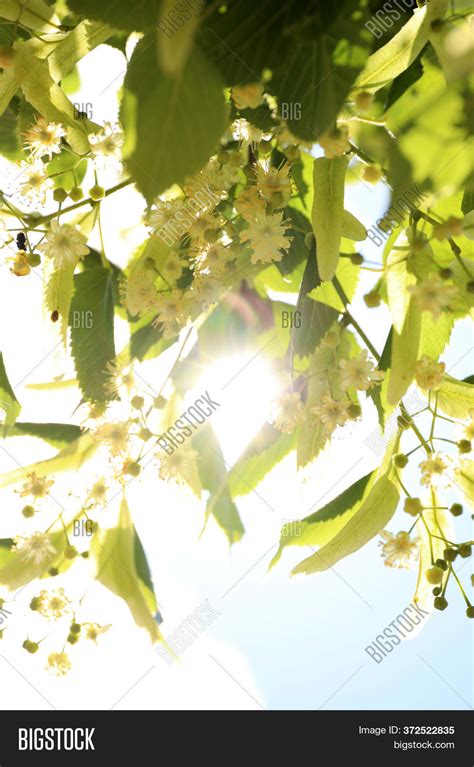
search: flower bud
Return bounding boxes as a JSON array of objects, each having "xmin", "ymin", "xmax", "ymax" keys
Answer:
[
  {"xmin": 425, "ymin": 566, "xmax": 444, "ymax": 585},
  {"xmin": 23, "ymin": 639, "xmax": 39, "ymax": 653},
  {"xmin": 363, "ymin": 291, "xmax": 380, "ymax": 308},
  {"xmin": 89, "ymin": 184, "xmax": 105, "ymax": 201},
  {"xmin": 404, "ymin": 497, "xmax": 422, "ymax": 516}
]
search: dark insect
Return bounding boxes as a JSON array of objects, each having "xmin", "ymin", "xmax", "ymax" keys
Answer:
[
  {"xmin": 51, "ymin": 310, "xmax": 59, "ymax": 322},
  {"xmin": 16, "ymin": 232, "xmax": 27, "ymax": 250}
]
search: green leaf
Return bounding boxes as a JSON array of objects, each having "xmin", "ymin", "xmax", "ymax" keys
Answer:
[
  {"xmin": 387, "ymin": 297, "xmax": 421, "ymax": 406},
  {"xmin": 0, "ymin": 433, "xmax": 95, "ymax": 489},
  {"xmin": 454, "ymin": 460, "xmax": 474, "ymax": 510},
  {"xmin": 278, "ymin": 207, "xmax": 312, "ymax": 276},
  {"xmin": 48, "ymin": 21, "xmax": 115, "ymax": 82},
  {"xmin": 435, "ymin": 375, "xmax": 474, "ymax": 419},
  {"xmin": 43, "ymin": 259, "xmax": 77, "ymax": 345},
  {"xmin": 297, "ymin": 327, "xmax": 351, "ymax": 468},
  {"xmin": 198, "ymin": 0, "xmax": 294, "ymax": 86},
  {"xmin": 91, "ymin": 496, "xmax": 162, "ymax": 642},
  {"xmin": 368, "ymin": 329, "xmax": 393, "ymax": 428},
  {"xmin": 271, "ymin": 34, "xmax": 367, "ymax": 142},
  {"xmin": 5, "ymin": 422, "xmax": 82, "ymax": 449},
  {"xmin": 157, "ymin": 0, "xmax": 201, "ymax": 76},
  {"xmin": 461, "ymin": 172, "xmax": 474, "ymax": 215},
  {"xmin": 311, "ymin": 155, "xmax": 349, "ymax": 281},
  {"xmin": 286, "ymin": 241, "xmax": 338, "ymax": 358},
  {"xmin": 13, "ymin": 42, "xmax": 95, "ymax": 154},
  {"xmin": 193, "ymin": 423, "xmax": 244, "ymax": 545},
  {"xmin": 355, "ymin": 1, "xmax": 447, "ymax": 93},
  {"xmin": 227, "ymin": 423, "xmax": 297, "ymax": 498},
  {"xmin": 47, "ymin": 154, "xmax": 87, "ymax": 191},
  {"xmin": 308, "ymin": 257, "xmax": 359, "ymax": 312},
  {"xmin": 0, "ymin": 0, "xmax": 60, "ymax": 32},
  {"xmin": 70, "ymin": 267, "xmax": 116, "ymax": 403},
  {"xmin": 418, "ymin": 311, "xmax": 454, "ymax": 360},
  {"xmin": 0, "ymin": 352, "xmax": 21, "ymax": 436},
  {"xmin": 270, "ymin": 471, "xmax": 373, "ymax": 569},
  {"xmin": 68, "ymin": 0, "xmax": 161, "ymax": 31},
  {"xmin": 291, "ymin": 449, "xmax": 400, "ymax": 575},
  {"xmin": 0, "ymin": 104, "xmax": 20, "ymax": 158},
  {"xmin": 121, "ymin": 37, "xmax": 228, "ymax": 203},
  {"xmin": 129, "ymin": 319, "xmax": 174, "ymax": 362},
  {"xmin": 0, "ymin": 68, "xmax": 18, "ymax": 116},
  {"xmin": 341, "ymin": 210, "xmax": 367, "ymax": 242},
  {"xmin": 0, "ymin": 528, "xmax": 76, "ymax": 591},
  {"xmin": 384, "ymin": 52, "xmax": 424, "ymax": 111},
  {"xmin": 386, "ymin": 243, "xmax": 415, "ymax": 334}
]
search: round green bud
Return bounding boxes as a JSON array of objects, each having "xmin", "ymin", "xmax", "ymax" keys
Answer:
[
  {"xmin": 432, "ymin": 587, "xmax": 442, "ymax": 596},
  {"xmin": 394, "ymin": 453, "xmax": 408, "ymax": 468},
  {"xmin": 70, "ymin": 623, "xmax": 81, "ymax": 634},
  {"xmin": 22, "ymin": 505, "xmax": 35, "ymax": 518},
  {"xmin": 304, "ymin": 232, "xmax": 315, "ymax": 250},
  {"xmin": 48, "ymin": 567, "xmax": 59, "ymax": 577},
  {"xmin": 131, "ymin": 395, "xmax": 145, "ymax": 410},
  {"xmin": 434, "ymin": 558, "xmax": 448, "ymax": 571},
  {"xmin": 53, "ymin": 188, "xmax": 68, "ymax": 203},
  {"xmin": 450, "ymin": 503, "xmax": 463, "ymax": 517},
  {"xmin": 153, "ymin": 395, "xmax": 167, "ymax": 409},
  {"xmin": 350, "ymin": 253, "xmax": 364, "ymax": 266},
  {"xmin": 363, "ymin": 291, "xmax": 381, "ymax": 308},
  {"xmin": 64, "ymin": 545, "xmax": 78, "ymax": 560},
  {"xmin": 139, "ymin": 428, "xmax": 152, "ymax": 442},
  {"xmin": 433, "ymin": 596, "xmax": 448, "ymax": 611},
  {"xmin": 348, "ymin": 403, "xmax": 362, "ymax": 419},
  {"xmin": 439, "ymin": 267, "xmax": 452, "ymax": 280},
  {"xmin": 354, "ymin": 91, "xmax": 373, "ymax": 111},
  {"xmin": 458, "ymin": 439, "xmax": 471, "ymax": 454},
  {"xmin": 67, "ymin": 633, "xmax": 79, "ymax": 645},
  {"xmin": 89, "ymin": 184, "xmax": 105, "ymax": 201},
  {"xmin": 81, "ymin": 551, "xmax": 89, "ymax": 559},
  {"xmin": 425, "ymin": 566, "xmax": 444, "ymax": 585},
  {"xmin": 444, "ymin": 548, "xmax": 457, "ymax": 563},
  {"xmin": 285, "ymin": 146, "xmax": 300, "ymax": 162},
  {"xmin": 69, "ymin": 186, "xmax": 84, "ymax": 202},
  {"xmin": 404, "ymin": 497, "xmax": 423, "ymax": 516},
  {"xmin": 29, "ymin": 597, "xmax": 40, "ymax": 611},
  {"xmin": 27, "ymin": 253, "xmax": 41, "ymax": 267},
  {"xmin": 23, "ymin": 639, "xmax": 39, "ymax": 653},
  {"xmin": 466, "ymin": 605, "xmax": 474, "ymax": 619},
  {"xmin": 125, "ymin": 461, "xmax": 141, "ymax": 477},
  {"xmin": 459, "ymin": 544, "xmax": 472, "ymax": 559}
]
